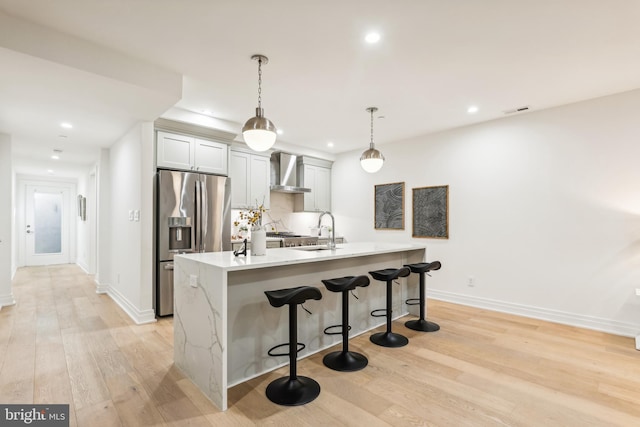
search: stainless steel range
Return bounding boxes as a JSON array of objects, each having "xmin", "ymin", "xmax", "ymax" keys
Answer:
[{"xmin": 266, "ymin": 232, "xmax": 318, "ymax": 247}]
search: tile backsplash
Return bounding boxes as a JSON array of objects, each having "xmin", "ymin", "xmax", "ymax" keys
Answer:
[{"xmin": 232, "ymin": 192, "xmax": 323, "ymax": 236}]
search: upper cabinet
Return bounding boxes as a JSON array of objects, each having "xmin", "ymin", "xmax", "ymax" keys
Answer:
[
  {"xmin": 229, "ymin": 149, "xmax": 271, "ymax": 209},
  {"xmin": 156, "ymin": 131, "xmax": 228, "ymax": 175},
  {"xmin": 295, "ymin": 156, "xmax": 332, "ymax": 212}
]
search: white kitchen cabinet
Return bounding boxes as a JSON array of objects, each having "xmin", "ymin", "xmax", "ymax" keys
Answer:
[
  {"xmin": 295, "ymin": 157, "xmax": 332, "ymax": 212},
  {"xmin": 229, "ymin": 149, "xmax": 270, "ymax": 209},
  {"xmin": 157, "ymin": 131, "xmax": 228, "ymax": 175}
]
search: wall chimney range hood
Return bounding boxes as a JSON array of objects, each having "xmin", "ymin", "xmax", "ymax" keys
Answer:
[{"xmin": 270, "ymin": 152, "xmax": 311, "ymax": 193}]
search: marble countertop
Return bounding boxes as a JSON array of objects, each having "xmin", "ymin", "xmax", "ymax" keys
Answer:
[{"xmin": 176, "ymin": 242, "xmax": 425, "ymax": 271}]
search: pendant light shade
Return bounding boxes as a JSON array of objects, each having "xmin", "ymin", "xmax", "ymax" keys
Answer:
[
  {"xmin": 360, "ymin": 107, "xmax": 385, "ymax": 173},
  {"xmin": 242, "ymin": 54, "xmax": 277, "ymax": 151}
]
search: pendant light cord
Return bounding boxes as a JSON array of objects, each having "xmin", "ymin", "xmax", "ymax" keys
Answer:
[
  {"xmin": 370, "ymin": 108, "xmax": 375, "ymax": 149},
  {"xmin": 257, "ymin": 57, "xmax": 263, "ymax": 110}
]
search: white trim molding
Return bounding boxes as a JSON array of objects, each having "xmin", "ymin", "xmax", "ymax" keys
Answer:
[
  {"xmin": 0, "ymin": 292, "xmax": 16, "ymax": 308},
  {"xmin": 94, "ymin": 277, "xmax": 110, "ymax": 295},
  {"xmin": 429, "ymin": 289, "xmax": 640, "ymax": 339},
  {"xmin": 94, "ymin": 279, "xmax": 156, "ymax": 325}
]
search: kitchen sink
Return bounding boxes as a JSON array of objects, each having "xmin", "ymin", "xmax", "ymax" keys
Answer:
[{"xmin": 292, "ymin": 245, "xmax": 340, "ymax": 251}]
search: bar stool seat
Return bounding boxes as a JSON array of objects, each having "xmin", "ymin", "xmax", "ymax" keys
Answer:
[
  {"xmin": 369, "ymin": 267, "xmax": 410, "ymax": 347},
  {"xmin": 404, "ymin": 261, "xmax": 441, "ymax": 332},
  {"xmin": 321, "ymin": 275, "xmax": 370, "ymax": 371},
  {"xmin": 265, "ymin": 286, "xmax": 323, "ymax": 307},
  {"xmin": 264, "ymin": 285, "xmax": 322, "ymax": 406}
]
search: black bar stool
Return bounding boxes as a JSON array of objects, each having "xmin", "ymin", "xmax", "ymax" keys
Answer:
[
  {"xmin": 264, "ymin": 286, "xmax": 323, "ymax": 406},
  {"xmin": 321, "ymin": 275, "xmax": 371, "ymax": 371},
  {"xmin": 369, "ymin": 267, "xmax": 411, "ymax": 347},
  {"xmin": 404, "ymin": 261, "xmax": 442, "ymax": 332}
]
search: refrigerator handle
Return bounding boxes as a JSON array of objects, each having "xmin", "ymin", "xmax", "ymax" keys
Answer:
[
  {"xmin": 195, "ymin": 179, "xmax": 202, "ymax": 252},
  {"xmin": 200, "ymin": 178, "xmax": 208, "ymax": 252}
]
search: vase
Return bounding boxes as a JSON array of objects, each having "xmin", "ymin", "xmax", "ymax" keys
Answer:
[{"xmin": 251, "ymin": 227, "xmax": 267, "ymax": 256}]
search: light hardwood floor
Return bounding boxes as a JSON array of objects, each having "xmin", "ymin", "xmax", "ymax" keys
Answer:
[{"xmin": 1, "ymin": 264, "xmax": 639, "ymax": 426}]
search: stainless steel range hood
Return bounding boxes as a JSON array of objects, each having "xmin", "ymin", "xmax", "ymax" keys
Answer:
[{"xmin": 270, "ymin": 152, "xmax": 311, "ymax": 193}]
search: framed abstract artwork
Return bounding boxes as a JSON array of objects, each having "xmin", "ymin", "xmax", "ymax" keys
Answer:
[
  {"xmin": 374, "ymin": 182, "xmax": 404, "ymax": 230},
  {"xmin": 412, "ymin": 185, "xmax": 448, "ymax": 239}
]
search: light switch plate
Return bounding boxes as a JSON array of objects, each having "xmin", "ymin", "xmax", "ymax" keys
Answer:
[
  {"xmin": 134, "ymin": 210, "xmax": 140, "ymax": 221},
  {"xmin": 128, "ymin": 210, "xmax": 134, "ymax": 221},
  {"xmin": 189, "ymin": 274, "xmax": 198, "ymax": 288}
]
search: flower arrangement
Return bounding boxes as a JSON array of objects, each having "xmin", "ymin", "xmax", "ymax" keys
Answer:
[
  {"xmin": 233, "ymin": 204, "xmax": 266, "ymax": 232},
  {"xmin": 233, "ymin": 205, "xmax": 267, "ymax": 228}
]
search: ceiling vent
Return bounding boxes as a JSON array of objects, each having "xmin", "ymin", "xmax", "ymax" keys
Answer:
[{"xmin": 503, "ymin": 106, "xmax": 530, "ymax": 114}]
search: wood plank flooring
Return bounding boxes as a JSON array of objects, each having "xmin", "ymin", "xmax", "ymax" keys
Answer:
[{"xmin": 1, "ymin": 264, "xmax": 638, "ymax": 426}]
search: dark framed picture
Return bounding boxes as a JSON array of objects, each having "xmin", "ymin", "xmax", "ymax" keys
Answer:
[
  {"xmin": 374, "ymin": 182, "xmax": 404, "ymax": 230},
  {"xmin": 412, "ymin": 185, "xmax": 448, "ymax": 239},
  {"xmin": 80, "ymin": 196, "xmax": 86, "ymax": 221}
]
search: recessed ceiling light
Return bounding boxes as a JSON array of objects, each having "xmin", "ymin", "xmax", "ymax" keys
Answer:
[
  {"xmin": 365, "ymin": 32, "xmax": 381, "ymax": 44},
  {"xmin": 467, "ymin": 106, "xmax": 479, "ymax": 114},
  {"xmin": 51, "ymin": 149, "xmax": 62, "ymax": 160},
  {"xmin": 327, "ymin": 141, "xmax": 334, "ymax": 148},
  {"xmin": 47, "ymin": 169, "xmax": 54, "ymax": 174},
  {"xmin": 60, "ymin": 122, "xmax": 73, "ymax": 129},
  {"xmin": 276, "ymin": 129, "xmax": 283, "ymax": 135}
]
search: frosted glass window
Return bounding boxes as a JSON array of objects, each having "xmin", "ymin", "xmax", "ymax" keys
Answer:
[{"xmin": 34, "ymin": 192, "xmax": 62, "ymax": 254}]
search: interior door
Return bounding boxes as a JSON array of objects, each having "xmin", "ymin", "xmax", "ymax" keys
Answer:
[{"xmin": 25, "ymin": 184, "xmax": 71, "ymax": 266}]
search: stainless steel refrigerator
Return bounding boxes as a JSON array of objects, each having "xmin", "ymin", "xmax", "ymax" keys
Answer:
[{"xmin": 156, "ymin": 170, "xmax": 231, "ymax": 316}]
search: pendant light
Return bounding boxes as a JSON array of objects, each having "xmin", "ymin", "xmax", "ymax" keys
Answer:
[
  {"xmin": 360, "ymin": 107, "xmax": 385, "ymax": 173},
  {"xmin": 242, "ymin": 54, "xmax": 277, "ymax": 151}
]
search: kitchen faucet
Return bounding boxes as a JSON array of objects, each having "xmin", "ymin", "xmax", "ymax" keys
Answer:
[{"xmin": 317, "ymin": 211, "xmax": 336, "ymax": 249}]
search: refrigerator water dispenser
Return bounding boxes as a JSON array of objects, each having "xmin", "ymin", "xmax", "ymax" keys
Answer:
[{"xmin": 168, "ymin": 216, "xmax": 192, "ymax": 251}]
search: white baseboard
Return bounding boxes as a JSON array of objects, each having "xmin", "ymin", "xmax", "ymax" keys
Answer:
[
  {"xmin": 94, "ymin": 278, "xmax": 156, "ymax": 325},
  {"xmin": 0, "ymin": 292, "xmax": 16, "ymax": 308},
  {"xmin": 77, "ymin": 260, "xmax": 90, "ymax": 274},
  {"xmin": 429, "ymin": 289, "xmax": 639, "ymax": 338},
  {"xmin": 94, "ymin": 277, "xmax": 110, "ymax": 294}
]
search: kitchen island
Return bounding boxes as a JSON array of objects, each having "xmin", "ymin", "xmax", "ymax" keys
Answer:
[{"xmin": 173, "ymin": 242, "xmax": 426, "ymax": 410}]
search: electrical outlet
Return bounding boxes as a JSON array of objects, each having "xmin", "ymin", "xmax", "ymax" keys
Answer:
[
  {"xmin": 467, "ymin": 276, "xmax": 475, "ymax": 287},
  {"xmin": 189, "ymin": 274, "xmax": 198, "ymax": 288}
]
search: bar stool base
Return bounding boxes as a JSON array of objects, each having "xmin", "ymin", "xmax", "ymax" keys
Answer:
[
  {"xmin": 323, "ymin": 351, "xmax": 368, "ymax": 372},
  {"xmin": 370, "ymin": 331, "xmax": 408, "ymax": 348},
  {"xmin": 265, "ymin": 376, "xmax": 320, "ymax": 406},
  {"xmin": 405, "ymin": 318, "xmax": 440, "ymax": 332}
]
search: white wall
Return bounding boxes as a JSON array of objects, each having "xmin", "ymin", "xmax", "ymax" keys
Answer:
[
  {"xmin": 76, "ymin": 170, "xmax": 90, "ymax": 272},
  {"xmin": 332, "ymin": 89, "xmax": 640, "ymax": 336},
  {"xmin": 76, "ymin": 165, "xmax": 98, "ymax": 274},
  {"xmin": 0, "ymin": 133, "xmax": 15, "ymax": 308},
  {"xmin": 95, "ymin": 148, "xmax": 110, "ymax": 288},
  {"xmin": 104, "ymin": 122, "xmax": 155, "ymax": 324}
]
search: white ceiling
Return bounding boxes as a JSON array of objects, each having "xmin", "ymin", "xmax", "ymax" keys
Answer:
[{"xmin": 2, "ymin": 1, "xmax": 640, "ymax": 178}]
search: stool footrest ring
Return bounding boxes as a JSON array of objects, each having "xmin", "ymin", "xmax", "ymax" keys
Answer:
[
  {"xmin": 323, "ymin": 324, "xmax": 351, "ymax": 335},
  {"xmin": 267, "ymin": 342, "xmax": 305, "ymax": 357},
  {"xmin": 370, "ymin": 308, "xmax": 387, "ymax": 318},
  {"xmin": 405, "ymin": 298, "xmax": 420, "ymax": 306}
]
